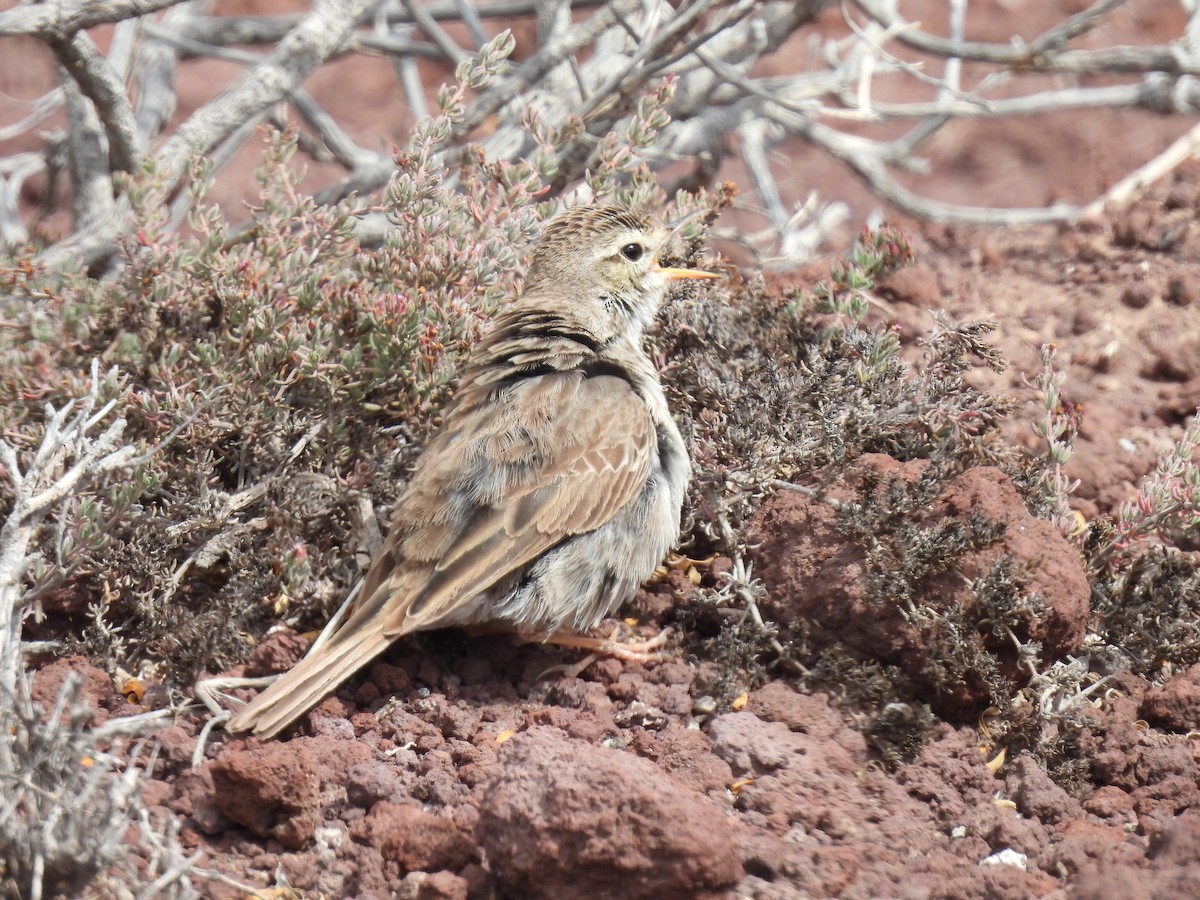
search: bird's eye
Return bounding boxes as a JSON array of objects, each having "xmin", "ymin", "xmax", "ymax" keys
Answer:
[{"xmin": 619, "ymin": 242, "xmax": 645, "ymax": 262}]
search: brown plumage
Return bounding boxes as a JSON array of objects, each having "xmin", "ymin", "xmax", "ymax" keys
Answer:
[{"xmin": 225, "ymin": 204, "xmax": 718, "ymax": 739}]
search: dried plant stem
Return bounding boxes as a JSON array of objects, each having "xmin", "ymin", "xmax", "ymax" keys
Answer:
[{"xmin": 0, "ymin": 361, "xmax": 137, "ymax": 694}]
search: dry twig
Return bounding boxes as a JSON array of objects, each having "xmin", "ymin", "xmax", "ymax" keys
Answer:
[{"xmin": 4, "ymin": 1, "xmax": 1200, "ymax": 270}]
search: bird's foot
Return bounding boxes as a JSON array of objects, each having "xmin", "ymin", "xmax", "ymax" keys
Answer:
[{"xmin": 533, "ymin": 624, "xmax": 676, "ymax": 679}]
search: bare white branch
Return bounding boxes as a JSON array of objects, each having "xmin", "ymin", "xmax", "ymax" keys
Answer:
[
  {"xmin": 0, "ymin": 153, "xmax": 43, "ymax": 247},
  {"xmin": 132, "ymin": 3, "xmax": 207, "ymax": 145},
  {"xmin": 0, "ymin": 361, "xmax": 137, "ymax": 695},
  {"xmin": 49, "ymin": 30, "xmax": 143, "ymax": 173},
  {"xmin": 1080, "ymin": 118, "xmax": 1200, "ymax": 219},
  {"xmin": 154, "ymin": 0, "xmax": 372, "ymax": 192},
  {"xmin": 58, "ymin": 65, "xmax": 116, "ymax": 240},
  {"xmin": 6, "ymin": 0, "xmax": 1200, "ymax": 265},
  {"xmin": 851, "ymin": 0, "xmax": 1200, "ymax": 75},
  {"xmin": 0, "ymin": 0, "xmax": 183, "ymax": 38},
  {"xmin": 37, "ymin": 0, "xmax": 372, "ymax": 272},
  {"xmin": 0, "ymin": 88, "xmax": 64, "ymax": 143},
  {"xmin": 403, "ymin": 0, "xmax": 471, "ymax": 63}
]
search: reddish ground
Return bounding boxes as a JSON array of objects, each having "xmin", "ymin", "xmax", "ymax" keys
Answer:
[{"xmin": 39, "ymin": 166, "xmax": 1200, "ymax": 897}]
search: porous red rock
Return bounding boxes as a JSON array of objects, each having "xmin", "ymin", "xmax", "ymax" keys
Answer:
[
  {"xmin": 350, "ymin": 801, "xmax": 476, "ymax": 873},
  {"xmin": 210, "ymin": 740, "xmax": 321, "ymax": 850},
  {"xmin": 30, "ymin": 656, "xmax": 134, "ymax": 724},
  {"xmin": 476, "ymin": 727, "xmax": 743, "ymax": 899},
  {"xmin": 1140, "ymin": 663, "xmax": 1200, "ymax": 732},
  {"xmin": 1007, "ymin": 753, "xmax": 1086, "ymax": 826},
  {"xmin": 241, "ymin": 629, "xmax": 311, "ymax": 677},
  {"xmin": 1072, "ymin": 809, "xmax": 1200, "ymax": 898}
]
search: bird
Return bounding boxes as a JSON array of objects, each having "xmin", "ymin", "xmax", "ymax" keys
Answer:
[{"xmin": 225, "ymin": 203, "xmax": 720, "ymax": 739}]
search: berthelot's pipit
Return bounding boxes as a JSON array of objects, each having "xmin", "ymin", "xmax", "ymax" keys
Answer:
[{"xmin": 226, "ymin": 204, "xmax": 719, "ymax": 739}]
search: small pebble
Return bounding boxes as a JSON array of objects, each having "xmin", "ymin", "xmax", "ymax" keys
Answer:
[{"xmin": 692, "ymin": 695, "xmax": 718, "ymax": 715}]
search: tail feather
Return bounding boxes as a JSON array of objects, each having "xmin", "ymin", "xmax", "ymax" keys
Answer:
[{"xmin": 226, "ymin": 619, "xmax": 391, "ymax": 740}]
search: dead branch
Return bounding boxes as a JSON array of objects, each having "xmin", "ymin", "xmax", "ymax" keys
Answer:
[
  {"xmin": 0, "ymin": 154, "xmax": 43, "ymax": 246},
  {"xmin": 852, "ymin": 0, "xmax": 1200, "ymax": 76},
  {"xmin": 0, "ymin": 361, "xmax": 137, "ymax": 695},
  {"xmin": 37, "ymin": 0, "xmax": 372, "ymax": 272},
  {"xmin": 6, "ymin": 0, "xmax": 1200, "ymax": 267},
  {"xmin": 59, "ymin": 63, "xmax": 116, "ymax": 237},
  {"xmin": 132, "ymin": 3, "xmax": 208, "ymax": 145},
  {"xmin": 171, "ymin": 0, "xmax": 606, "ymax": 49},
  {"xmin": 153, "ymin": 0, "xmax": 372, "ymax": 194},
  {"xmin": 49, "ymin": 30, "xmax": 142, "ymax": 174},
  {"xmin": 403, "ymin": 0, "xmax": 471, "ymax": 63},
  {"xmin": 0, "ymin": 0, "xmax": 182, "ymax": 38}
]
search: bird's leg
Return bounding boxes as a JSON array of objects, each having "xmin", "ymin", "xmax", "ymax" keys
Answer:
[
  {"xmin": 544, "ymin": 624, "xmax": 675, "ymax": 659},
  {"xmin": 529, "ymin": 623, "xmax": 677, "ymax": 679}
]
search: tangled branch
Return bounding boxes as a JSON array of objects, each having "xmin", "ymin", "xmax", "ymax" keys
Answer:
[{"xmin": 2, "ymin": 0, "xmax": 1200, "ymax": 269}]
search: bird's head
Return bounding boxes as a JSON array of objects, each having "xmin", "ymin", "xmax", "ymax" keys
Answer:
[{"xmin": 521, "ymin": 205, "xmax": 719, "ymax": 342}]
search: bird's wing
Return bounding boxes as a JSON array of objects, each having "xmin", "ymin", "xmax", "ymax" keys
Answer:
[
  {"xmin": 225, "ymin": 370, "xmax": 654, "ymax": 740},
  {"xmin": 371, "ymin": 369, "xmax": 655, "ymax": 637}
]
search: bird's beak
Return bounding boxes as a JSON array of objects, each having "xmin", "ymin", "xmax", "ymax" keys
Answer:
[{"xmin": 656, "ymin": 265, "xmax": 722, "ymax": 281}]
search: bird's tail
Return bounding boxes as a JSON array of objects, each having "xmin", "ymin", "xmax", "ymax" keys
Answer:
[{"xmin": 225, "ymin": 617, "xmax": 391, "ymax": 740}]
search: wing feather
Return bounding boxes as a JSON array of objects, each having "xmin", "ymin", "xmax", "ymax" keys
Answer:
[{"xmin": 373, "ymin": 370, "xmax": 653, "ymax": 636}]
